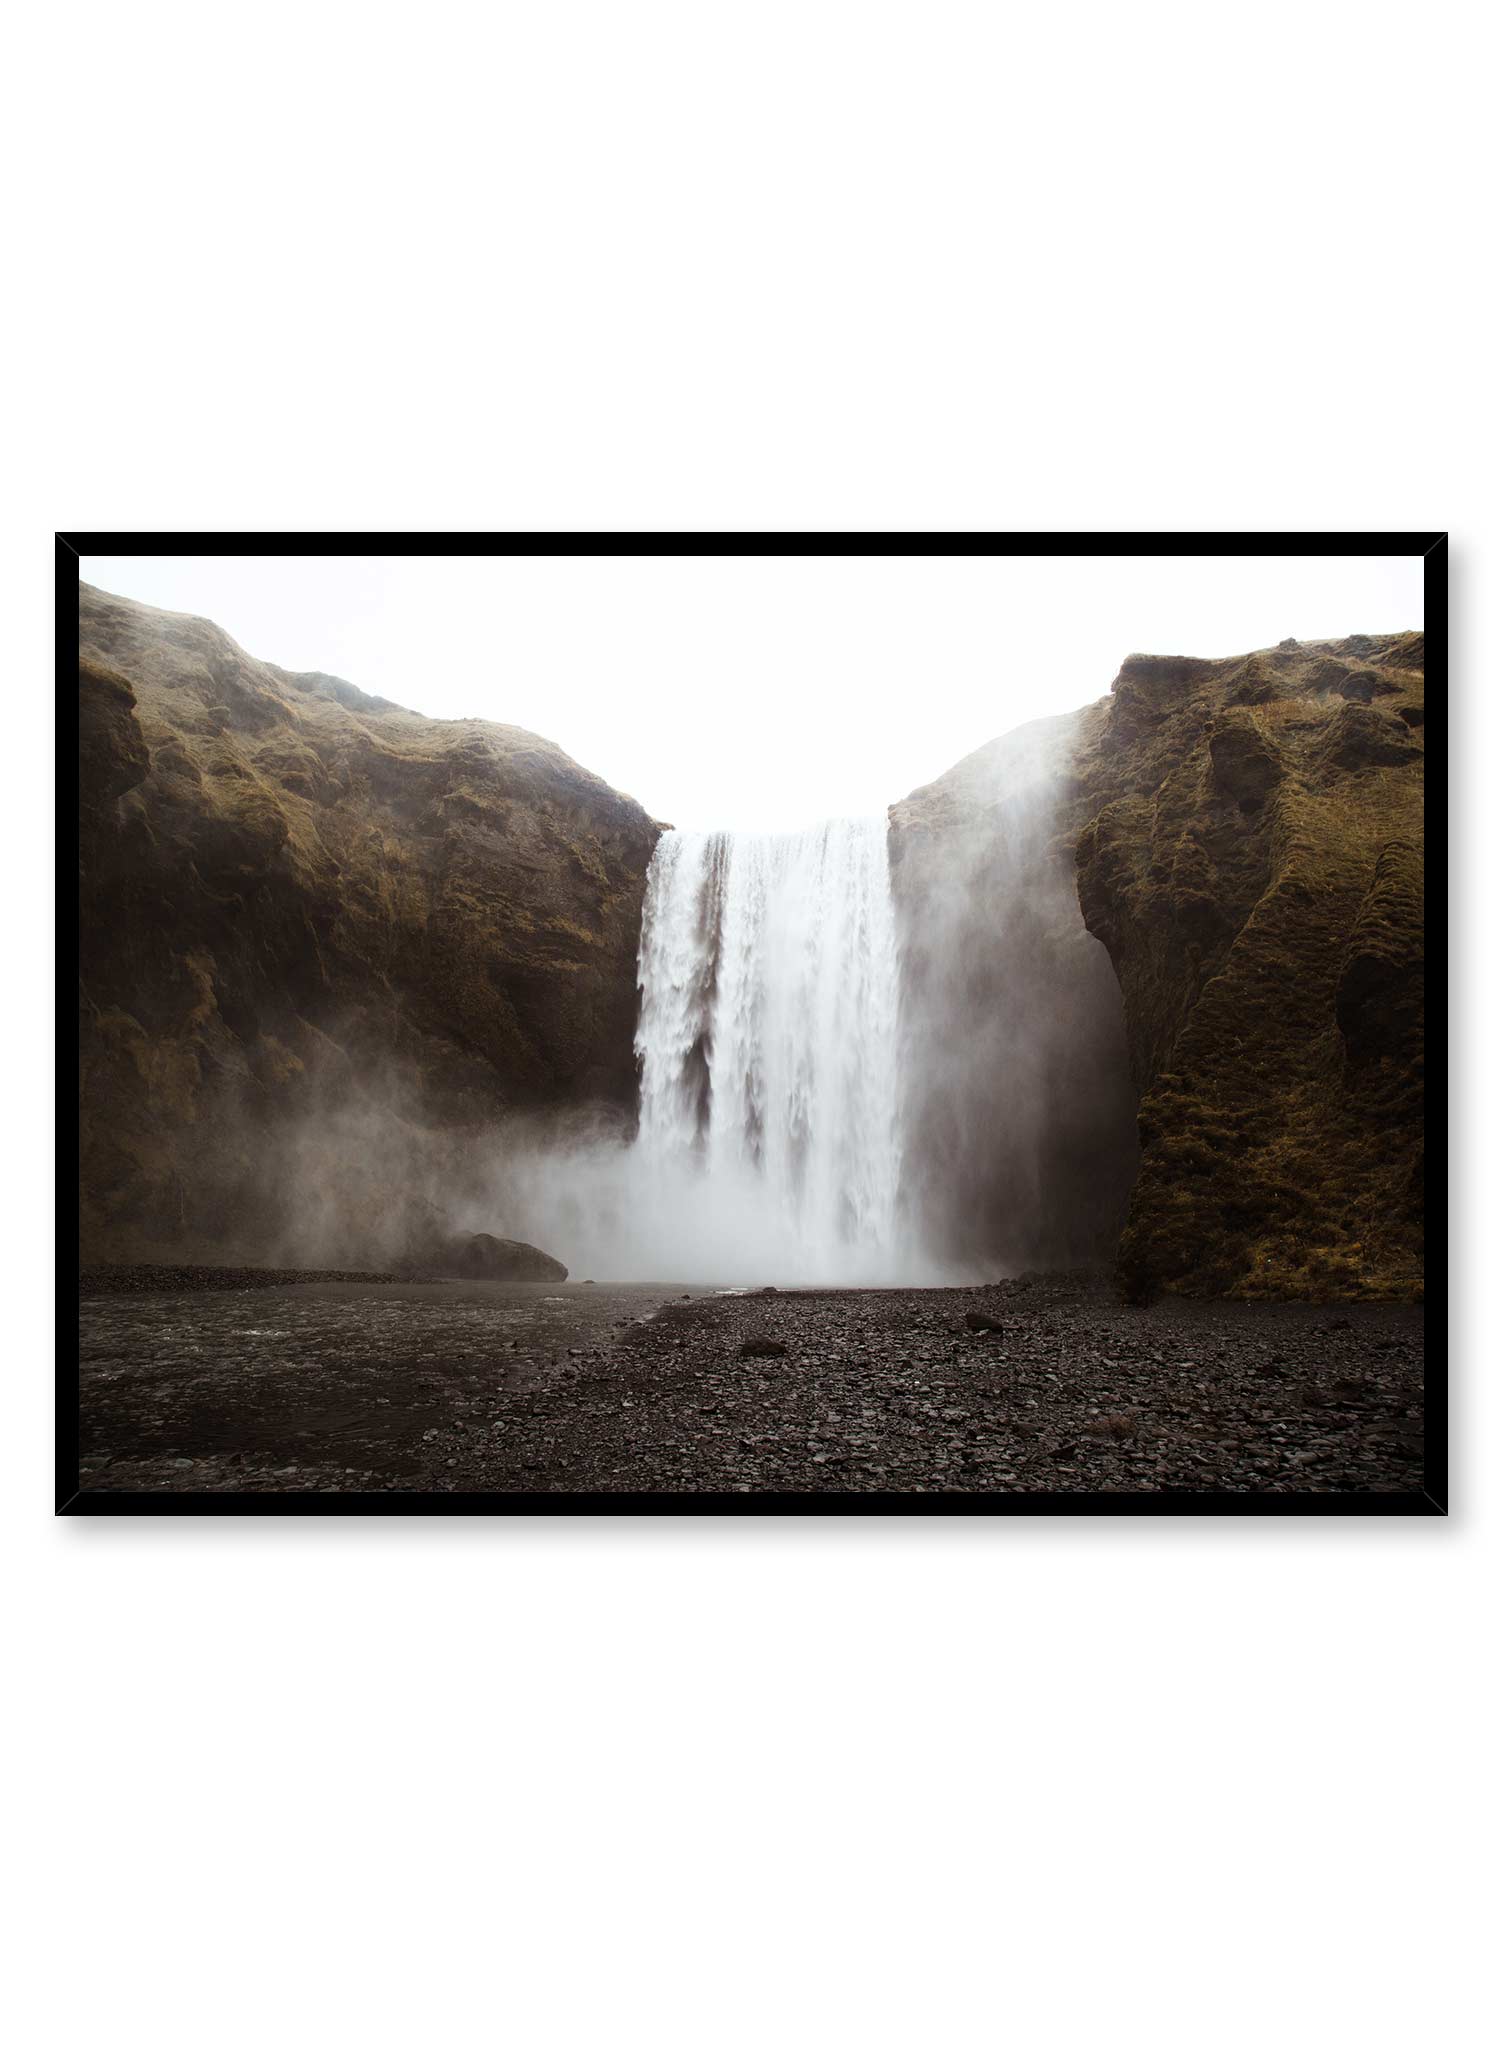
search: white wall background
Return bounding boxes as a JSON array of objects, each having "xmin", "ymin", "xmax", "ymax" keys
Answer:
[{"xmin": 9, "ymin": 4, "xmax": 1489, "ymax": 2045}]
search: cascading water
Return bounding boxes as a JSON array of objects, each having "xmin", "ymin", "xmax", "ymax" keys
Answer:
[{"xmin": 633, "ymin": 818, "xmax": 905, "ymax": 1282}]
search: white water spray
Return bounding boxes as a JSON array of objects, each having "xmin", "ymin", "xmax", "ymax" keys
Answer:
[{"xmin": 632, "ymin": 818, "xmax": 906, "ymax": 1282}]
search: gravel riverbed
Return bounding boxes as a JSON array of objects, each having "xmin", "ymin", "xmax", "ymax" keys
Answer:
[{"xmin": 73, "ymin": 1273, "xmax": 1426, "ymax": 1500}]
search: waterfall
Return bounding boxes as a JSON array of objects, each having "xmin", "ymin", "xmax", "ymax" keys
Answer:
[{"xmin": 633, "ymin": 818, "xmax": 904, "ymax": 1283}]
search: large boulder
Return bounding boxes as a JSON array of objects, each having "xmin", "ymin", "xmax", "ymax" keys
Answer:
[{"xmin": 442, "ymin": 1233, "xmax": 568, "ymax": 1282}]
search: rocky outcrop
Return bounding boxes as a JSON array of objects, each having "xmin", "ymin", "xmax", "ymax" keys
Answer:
[
  {"xmin": 427, "ymin": 1234, "xmax": 569, "ymax": 1282},
  {"xmin": 892, "ymin": 630, "xmax": 1424, "ymax": 1303},
  {"xmin": 78, "ymin": 583, "xmax": 661, "ymax": 1265},
  {"xmin": 1074, "ymin": 633, "xmax": 1424, "ymax": 1300}
]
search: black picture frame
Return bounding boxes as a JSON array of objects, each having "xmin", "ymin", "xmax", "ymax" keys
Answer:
[{"xmin": 61, "ymin": 530, "xmax": 1445, "ymax": 1516}]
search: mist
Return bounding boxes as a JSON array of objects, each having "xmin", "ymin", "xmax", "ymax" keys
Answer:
[
  {"xmin": 888, "ymin": 708, "xmax": 1140, "ymax": 1274},
  {"xmin": 225, "ymin": 714, "xmax": 1138, "ymax": 1288}
]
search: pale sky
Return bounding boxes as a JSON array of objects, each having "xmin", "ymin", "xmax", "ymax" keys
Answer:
[{"xmin": 79, "ymin": 553, "xmax": 1423, "ymax": 832}]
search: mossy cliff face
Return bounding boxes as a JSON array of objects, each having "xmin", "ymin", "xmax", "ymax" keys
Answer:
[
  {"xmin": 78, "ymin": 584, "xmax": 661, "ymax": 1263},
  {"xmin": 890, "ymin": 631, "xmax": 1424, "ymax": 1301},
  {"xmin": 1074, "ymin": 632, "xmax": 1424, "ymax": 1300}
]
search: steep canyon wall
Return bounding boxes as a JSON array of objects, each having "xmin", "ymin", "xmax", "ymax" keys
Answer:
[
  {"xmin": 78, "ymin": 584, "xmax": 661, "ymax": 1264},
  {"xmin": 888, "ymin": 629, "xmax": 1425, "ymax": 1300},
  {"xmin": 77, "ymin": 585, "xmax": 1425, "ymax": 1298},
  {"xmin": 1074, "ymin": 632, "xmax": 1425, "ymax": 1299}
]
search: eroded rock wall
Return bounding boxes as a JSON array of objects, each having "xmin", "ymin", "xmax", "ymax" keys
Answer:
[
  {"xmin": 1074, "ymin": 633, "xmax": 1425, "ymax": 1299},
  {"xmin": 78, "ymin": 584, "xmax": 661, "ymax": 1264},
  {"xmin": 890, "ymin": 630, "xmax": 1425, "ymax": 1301}
]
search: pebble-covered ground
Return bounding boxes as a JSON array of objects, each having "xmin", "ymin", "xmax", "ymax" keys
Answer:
[
  {"xmin": 79, "ymin": 1265, "xmax": 403, "ymax": 1297},
  {"xmin": 73, "ymin": 1273, "xmax": 1426, "ymax": 1500}
]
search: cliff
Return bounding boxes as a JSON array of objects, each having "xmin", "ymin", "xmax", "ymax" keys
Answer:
[
  {"xmin": 79, "ymin": 581, "xmax": 1426, "ymax": 1301},
  {"xmin": 78, "ymin": 583, "xmax": 661, "ymax": 1264},
  {"xmin": 1075, "ymin": 632, "xmax": 1425, "ymax": 1300},
  {"xmin": 888, "ymin": 622, "xmax": 1433, "ymax": 1294},
  {"xmin": 888, "ymin": 712, "xmax": 1142, "ymax": 1275},
  {"xmin": 892, "ymin": 628, "xmax": 1424, "ymax": 1300}
]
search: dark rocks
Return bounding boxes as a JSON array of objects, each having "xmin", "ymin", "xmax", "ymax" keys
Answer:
[
  {"xmin": 440, "ymin": 1234, "xmax": 569, "ymax": 1282},
  {"xmin": 78, "ymin": 1263, "xmax": 402, "ymax": 1296},
  {"xmin": 78, "ymin": 1276, "xmax": 1425, "ymax": 1497},
  {"xmin": 1310, "ymin": 659, "xmax": 1402, "ymax": 704},
  {"xmin": 964, "ymin": 1311, "xmax": 1006, "ymax": 1334},
  {"xmin": 1345, "ymin": 669, "xmax": 1402, "ymax": 702}
]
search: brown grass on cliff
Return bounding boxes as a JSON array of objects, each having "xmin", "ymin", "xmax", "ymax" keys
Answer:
[
  {"xmin": 78, "ymin": 582, "xmax": 662, "ymax": 1265},
  {"xmin": 1074, "ymin": 632, "xmax": 1424, "ymax": 1302}
]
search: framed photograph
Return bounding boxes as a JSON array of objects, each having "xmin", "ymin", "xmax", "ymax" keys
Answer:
[{"xmin": 64, "ymin": 534, "xmax": 1439, "ymax": 1514}]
